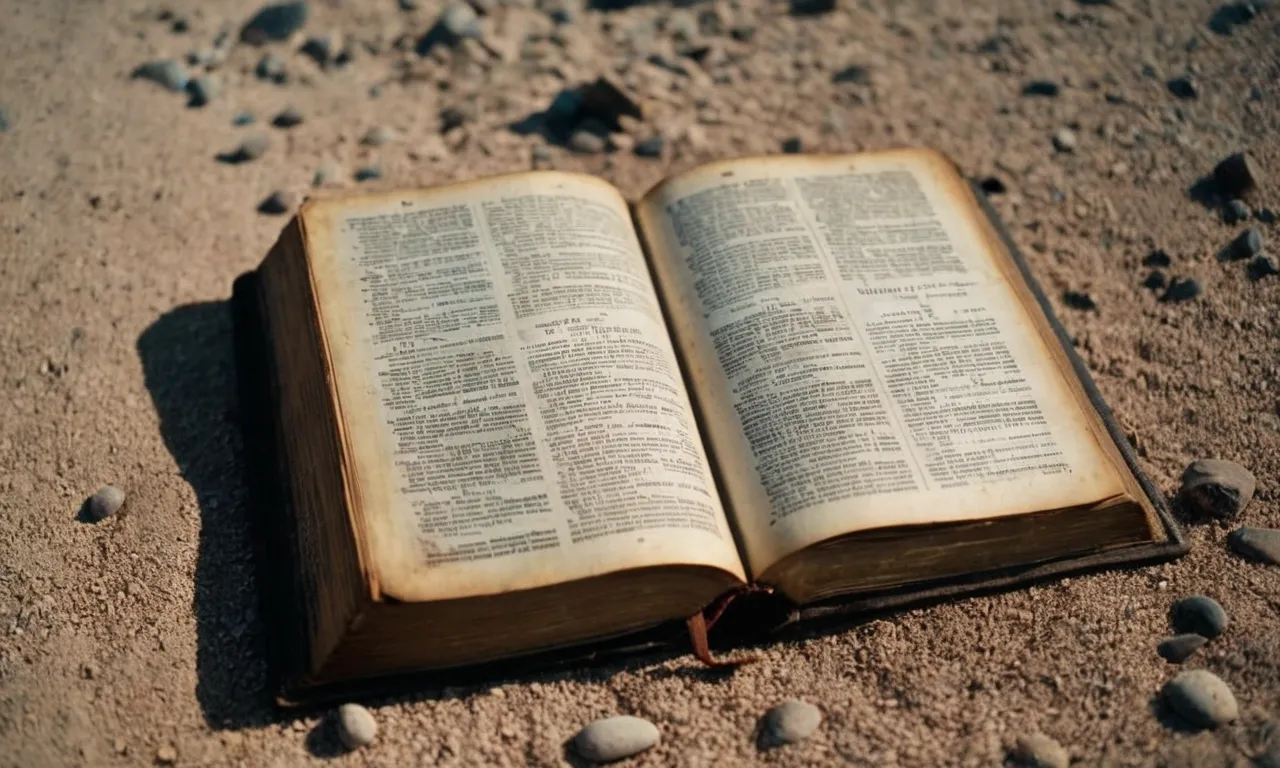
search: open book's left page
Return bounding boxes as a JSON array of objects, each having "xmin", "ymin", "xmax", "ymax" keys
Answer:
[{"xmin": 298, "ymin": 172, "xmax": 746, "ymax": 603}]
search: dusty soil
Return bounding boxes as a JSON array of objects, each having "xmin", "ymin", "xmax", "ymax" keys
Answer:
[{"xmin": 1, "ymin": 0, "xmax": 1278, "ymax": 765}]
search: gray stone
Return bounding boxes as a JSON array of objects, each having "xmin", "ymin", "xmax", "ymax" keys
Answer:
[
  {"xmin": 186, "ymin": 75, "xmax": 220, "ymax": 107},
  {"xmin": 1052, "ymin": 128, "xmax": 1077, "ymax": 152},
  {"xmin": 574, "ymin": 716, "xmax": 659, "ymax": 763},
  {"xmin": 569, "ymin": 128, "xmax": 606, "ymax": 154},
  {"xmin": 236, "ymin": 133, "xmax": 270, "ymax": 162},
  {"xmin": 1160, "ymin": 276, "xmax": 1201, "ymax": 303},
  {"xmin": 272, "ymin": 106, "xmax": 304, "ymax": 128},
  {"xmin": 313, "ymin": 162, "xmax": 342, "ymax": 187},
  {"xmin": 399, "ymin": 0, "xmax": 419, "ymax": 8},
  {"xmin": 1008, "ymin": 732, "xmax": 1069, "ymax": 768},
  {"xmin": 758, "ymin": 700, "xmax": 822, "ymax": 748},
  {"xmin": 86, "ymin": 486, "xmax": 126, "ymax": 522},
  {"xmin": 635, "ymin": 134, "xmax": 664, "ymax": 158},
  {"xmin": 232, "ymin": 111, "xmax": 256, "ymax": 126},
  {"xmin": 1162, "ymin": 670, "xmax": 1238, "ymax": 728},
  {"xmin": 1180, "ymin": 458, "xmax": 1255, "ymax": 521},
  {"xmin": 258, "ymin": 190, "xmax": 295, "ymax": 215},
  {"xmin": 1227, "ymin": 527, "xmax": 1280, "ymax": 565},
  {"xmin": 241, "ymin": 2, "xmax": 310, "ymax": 44},
  {"xmin": 1168, "ymin": 74, "xmax": 1199, "ymax": 99},
  {"xmin": 418, "ymin": 2, "xmax": 480, "ymax": 52},
  {"xmin": 1170, "ymin": 595, "xmax": 1228, "ymax": 639},
  {"xmin": 1158, "ymin": 633, "xmax": 1208, "ymax": 663},
  {"xmin": 354, "ymin": 165, "xmax": 383, "ymax": 182},
  {"xmin": 1023, "ymin": 80, "xmax": 1061, "ymax": 97},
  {"xmin": 133, "ymin": 60, "xmax": 190, "ymax": 92},
  {"xmin": 301, "ymin": 36, "xmax": 333, "ymax": 66},
  {"xmin": 256, "ymin": 53, "xmax": 287, "ymax": 82},
  {"xmin": 1249, "ymin": 255, "xmax": 1280, "ymax": 280},
  {"xmin": 361, "ymin": 126, "xmax": 396, "ymax": 147},
  {"xmin": 1214, "ymin": 151, "xmax": 1262, "ymax": 198},
  {"xmin": 336, "ymin": 703, "xmax": 376, "ymax": 749},
  {"xmin": 1223, "ymin": 198, "xmax": 1250, "ymax": 224},
  {"xmin": 1225, "ymin": 227, "xmax": 1264, "ymax": 260}
]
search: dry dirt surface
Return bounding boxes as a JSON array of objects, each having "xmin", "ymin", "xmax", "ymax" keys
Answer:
[{"xmin": 2, "ymin": 0, "xmax": 1279, "ymax": 765}]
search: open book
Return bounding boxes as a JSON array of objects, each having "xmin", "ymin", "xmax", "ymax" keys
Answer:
[{"xmin": 236, "ymin": 149, "xmax": 1184, "ymax": 700}]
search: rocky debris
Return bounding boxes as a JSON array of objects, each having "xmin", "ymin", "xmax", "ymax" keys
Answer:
[
  {"xmin": 1063, "ymin": 290, "xmax": 1097, "ymax": 310},
  {"xmin": 258, "ymin": 190, "xmax": 295, "ymax": 215},
  {"xmin": 242, "ymin": 2, "xmax": 310, "ymax": 44},
  {"xmin": 1162, "ymin": 670, "xmax": 1238, "ymax": 729},
  {"xmin": 1222, "ymin": 199, "xmax": 1250, "ymax": 224},
  {"xmin": 354, "ymin": 165, "xmax": 383, "ymax": 182},
  {"xmin": 1052, "ymin": 128, "xmax": 1077, "ymax": 153},
  {"xmin": 418, "ymin": 2, "xmax": 481, "ymax": 54},
  {"xmin": 1180, "ymin": 459, "xmax": 1256, "ymax": 521},
  {"xmin": 758, "ymin": 700, "xmax": 822, "ymax": 748},
  {"xmin": 85, "ymin": 486, "xmax": 125, "ymax": 522},
  {"xmin": 232, "ymin": 111, "xmax": 256, "ymax": 126},
  {"xmin": 1214, "ymin": 152, "xmax": 1261, "ymax": 198},
  {"xmin": 132, "ymin": 60, "xmax": 189, "ymax": 92},
  {"xmin": 1007, "ymin": 732, "xmax": 1069, "ymax": 768},
  {"xmin": 1023, "ymin": 80, "xmax": 1060, "ymax": 97},
  {"xmin": 186, "ymin": 75, "xmax": 220, "ymax": 107},
  {"xmin": 155, "ymin": 744, "xmax": 178, "ymax": 765},
  {"xmin": 272, "ymin": 106, "xmax": 304, "ymax": 128},
  {"xmin": 1143, "ymin": 270, "xmax": 1167, "ymax": 290},
  {"xmin": 1223, "ymin": 228, "xmax": 1263, "ymax": 260},
  {"xmin": 1158, "ymin": 633, "xmax": 1208, "ymax": 663},
  {"xmin": 1144, "ymin": 249, "xmax": 1173, "ymax": 267},
  {"xmin": 1227, "ymin": 527, "xmax": 1280, "ymax": 565},
  {"xmin": 1160, "ymin": 277, "xmax": 1201, "ymax": 303},
  {"xmin": 573, "ymin": 716, "xmax": 660, "ymax": 763},
  {"xmin": 220, "ymin": 133, "xmax": 270, "ymax": 164},
  {"xmin": 313, "ymin": 162, "xmax": 342, "ymax": 187},
  {"xmin": 1167, "ymin": 75, "xmax": 1199, "ymax": 100},
  {"xmin": 256, "ymin": 53, "xmax": 287, "ymax": 83},
  {"xmin": 635, "ymin": 134, "xmax": 664, "ymax": 158},
  {"xmin": 336, "ymin": 703, "xmax": 377, "ymax": 750},
  {"xmin": 781, "ymin": 137, "xmax": 803, "ymax": 154},
  {"xmin": 361, "ymin": 126, "xmax": 396, "ymax": 147},
  {"xmin": 1170, "ymin": 595, "xmax": 1228, "ymax": 639},
  {"xmin": 1249, "ymin": 255, "xmax": 1280, "ymax": 280}
]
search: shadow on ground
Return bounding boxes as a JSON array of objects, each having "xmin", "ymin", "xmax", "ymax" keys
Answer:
[{"xmin": 138, "ymin": 299, "xmax": 278, "ymax": 730}]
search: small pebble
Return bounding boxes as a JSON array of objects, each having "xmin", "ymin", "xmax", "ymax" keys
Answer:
[
  {"xmin": 258, "ymin": 190, "xmax": 295, "ymax": 215},
  {"xmin": 1223, "ymin": 199, "xmax": 1250, "ymax": 224},
  {"xmin": 256, "ymin": 53, "xmax": 287, "ymax": 82},
  {"xmin": 313, "ymin": 162, "xmax": 341, "ymax": 187},
  {"xmin": 758, "ymin": 700, "xmax": 822, "ymax": 748},
  {"xmin": 354, "ymin": 165, "xmax": 383, "ymax": 182},
  {"xmin": 1158, "ymin": 633, "xmax": 1208, "ymax": 663},
  {"xmin": 1167, "ymin": 74, "xmax": 1199, "ymax": 100},
  {"xmin": 1052, "ymin": 128, "xmax": 1077, "ymax": 153},
  {"xmin": 1214, "ymin": 151, "xmax": 1262, "ymax": 197},
  {"xmin": 241, "ymin": 1, "xmax": 310, "ymax": 44},
  {"xmin": 1160, "ymin": 276, "xmax": 1201, "ymax": 303},
  {"xmin": 1170, "ymin": 595, "xmax": 1228, "ymax": 639},
  {"xmin": 1143, "ymin": 270, "xmax": 1168, "ymax": 291},
  {"xmin": 132, "ymin": 59, "xmax": 189, "ymax": 92},
  {"xmin": 979, "ymin": 176, "xmax": 1007, "ymax": 195},
  {"xmin": 1227, "ymin": 527, "xmax": 1280, "ymax": 565},
  {"xmin": 232, "ymin": 111, "xmax": 256, "ymax": 126},
  {"xmin": 574, "ymin": 716, "xmax": 660, "ymax": 763},
  {"xmin": 635, "ymin": 134, "xmax": 665, "ymax": 158},
  {"xmin": 186, "ymin": 75, "xmax": 220, "ymax": 107},
  {"xmin": 0, "ymin": 105, "xmax": 10, "ymax": 133},
  {"xmin": 531, "ymin": 145, "xmax": 553, "ymax": 165},
  {"xmin": 1248, "ymin": 254, "xmax": 1280, "ymax": 280},
  {"xmin": 1007, "ymin": 732, "xmax": 1069, "ymax": 768},
  {"xmin": 361, "ymin": 126, "xmax": 396, "ymax": 147},
  {"xmin": 440, "ymin": 106, "xmax": 468, "ymax": 132},
  {"xmin": 1225, "ymin": 227, "xmax": 1264, "ymax": 260},
  {"xmin": 336, "ymin": 703, "xmax": 377, "ymax": 750},
  {"xmin": 1063, "ymin": 290, "xmax": 1097, "ymax": 310},
  {"xmin": 781, "ymin": 137, "xmax": 803, "ymax": 154},
  {"xmin": 1180, "ymin": 458, "xmax": 1255, "ymax": 521},
  {"xmin": 85, "ymin": 486, "xmax": 126, "ymax": 522},
  {"xmin": 1023, "ymin": 80, "xmax": 1061, "ymax": 97},
  {"xmin": 569, "ymin": 128, "xmax": 606, "ymax": 154},
  {"xmin": 155, "ymin": 744, "xmax": 178, "ymax": 765},
  {"xmin": 230, "ymin": 133, "xmax": 270, "ymax": 163},
  {"xmin": 301, "ymin": 36, "xmax": 333, "ymax": 66},
  {"xmin": 272, "ymin": 107, "xmax": 304, "ymax": 128},
  {"xmin": 1162, "ymin": 670, "xmax": 1238, "ymax": 728},
  {"xmin": 1144, "ymin": 249, "xmax": 1173, "ymax": 267},
  {"xmin": 186, "ymin": 47, "xmax": 214, "ymax": 67}
]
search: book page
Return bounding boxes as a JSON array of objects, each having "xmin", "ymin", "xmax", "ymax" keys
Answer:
[
  {"xmin": 636, "ymin": 150, "xmax": 1128, "ymax": 577},
  {"xmin": 299, "ymin": 172, "xmax": 746, "ymax": 603}
]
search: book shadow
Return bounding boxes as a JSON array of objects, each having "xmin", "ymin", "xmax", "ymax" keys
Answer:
[{"xmin": 137, "ymin": 299, "xmax": 280, "ymax": 731}]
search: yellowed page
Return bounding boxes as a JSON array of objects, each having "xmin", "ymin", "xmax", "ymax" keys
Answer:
[
  {"xmin": 300, "ymin": 171, "xmax": 746, "ymax": 603},
  {"xmin": 637, "ymin": 149, "xmax": 1126, "ymax": 578}
]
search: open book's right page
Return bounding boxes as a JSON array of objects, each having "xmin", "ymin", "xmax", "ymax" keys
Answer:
[{"xmin": 637, "ymin": 149, "xmax": 1140, "ymax": 579}]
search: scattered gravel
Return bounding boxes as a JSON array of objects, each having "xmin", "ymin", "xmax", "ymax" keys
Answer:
[
  {"xmin": 1180, "ymin": 458, "xmax": 1256, "ymax": 521},
  {"xmin": 336, "ymin": 703, "xmax": 377, "ymax": 750},
  {"xmin": 573, "ymin": 716, "xmax": 660, "ymax": 763},
  {"xmin": 1157, "ymin": 633, "xmax": 1208, "ymax": 663},
  {"xmin": 758, "ymin": 700, "xmax": 822, "ymax": 748},
  {"xmin": 85, "ymin": 486, "xmax": 125, "ymax": 522},
  {"xmin": 1162, "ymin": 670, "xmax": 1238, "ymax": 728},
  {"xmin": 1170, "ymin": 595, "xmax": 1229, "ymax": 639},
  {"xmin": 1007, "ymin": 732, "xmax": 1069, "ymax": 768},
  {"xmin": 1227, "ymin": 527, "xmax": 1280, "ymax": 565}
]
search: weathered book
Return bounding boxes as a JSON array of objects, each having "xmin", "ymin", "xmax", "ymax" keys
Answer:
[{"xmin": 232, "ymin": 149, "xmax": 1186, "ymax": 703}]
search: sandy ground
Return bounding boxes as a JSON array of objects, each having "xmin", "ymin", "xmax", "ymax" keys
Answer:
[{"xmin": 2, "ymin": 0, "xmax": 1279, "ymax": 765}]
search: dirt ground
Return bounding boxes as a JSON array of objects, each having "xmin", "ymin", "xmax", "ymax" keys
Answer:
[{"xmin": 1, "ymin": 0, "xmax": 1278, "ymax": 765}]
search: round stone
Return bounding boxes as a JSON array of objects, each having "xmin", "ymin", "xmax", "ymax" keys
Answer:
[
  {"xmin": 361, "ymin": 126, "xmax": 396, "ymax": 147},
  {"xmin": 1052, "ymin": 128, "xmax": 1077, "ymax": 153},
  {"xmin": 574, "ymin": 715, "xmax": 659, "ymax": 763},
  {"xmin": 1170, "ymin": 595, "xmax": 1228, "ymax": 639},
  {"xmin": 1162, "ymin": 670, "xmax": 1238, "ymax": 728},
  {"xmin": 237, "ymin": 133, "xmax": 270, "ymax": 162},
  {"xmin": 186, "ymin": 75, "xmax": 220, "ymax": 107},
  {"xmin": 272, "ymin": 106, "xmax": 304, "ymax": 129},
  {"xmin": 569, "ymin": 129, "xmax": 606, "ymax": 154},
  {"xmin": 1228, "ymin": 527, "xmax": 1280, "ymax": 565},
  {"xmin": 1180, "ymin": 459, "xmax": 1255, "ymax": 521},
  {"xmin": 759, "ymin": 699, "xmax": 822, "ymax": 748},
  {"xmin": 86, "ymin": 486, "xmax": 126, "ymax": 522},
  {"xmin": 1158, "ymin": 633, "xmax": 1208, "ymax": 664},
  {"xmin": 336, "ymin": 703, "xmax": 377, "ymax": 749},
  {"xmin": 1008, "ymin": 732, "xmax": 1069, "ymax": 768},
  {"xmin": 133, "ymin": 60, "xmax": 189, "ymax": 92}
]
